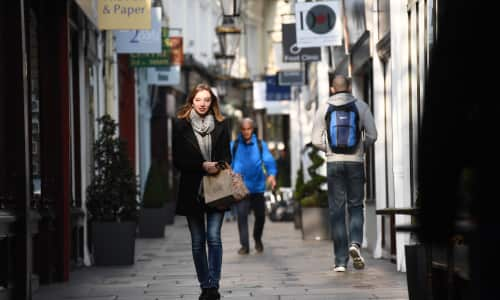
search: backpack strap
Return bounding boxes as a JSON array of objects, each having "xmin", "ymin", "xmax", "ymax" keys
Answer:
[
  {"xmin": 257, "ymin": 139, "xmax": 263, "ymax": 161},
  {"xmin": 325, "ymin": 104, "xmax": 334, "ymax": 151}
]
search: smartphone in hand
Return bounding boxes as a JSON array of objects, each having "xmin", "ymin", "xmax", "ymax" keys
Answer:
[{"xmin": 216, "ymin": 161, "xmax": 227, "ymax": 170}]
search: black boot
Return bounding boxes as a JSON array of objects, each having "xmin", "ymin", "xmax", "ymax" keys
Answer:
[
  {"xmin": 207, "ymin": 287, "xmax": 220, "ymax": 300},
  {"xmin": 199, "ymin": 288, "xmax": 209, "ymax": 300}
]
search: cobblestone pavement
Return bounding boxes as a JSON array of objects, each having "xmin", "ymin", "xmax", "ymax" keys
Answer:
[{"xmin": 33, "ymin": 216, "xmax": 408, "ymax": 300}]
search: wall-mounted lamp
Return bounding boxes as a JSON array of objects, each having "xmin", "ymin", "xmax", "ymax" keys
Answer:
[{"xmin": 221, "ymin": 0, "xmax": 241, "ymax": 18}]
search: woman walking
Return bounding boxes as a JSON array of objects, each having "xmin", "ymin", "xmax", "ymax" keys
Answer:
[{"xmin": 172, "ymin": 84, "xmax": 231, "ymax": 300}]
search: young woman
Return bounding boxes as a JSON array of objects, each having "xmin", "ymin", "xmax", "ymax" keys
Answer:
[{"xmin": 172, "ymin": 83, "xmax": 231, "ymax": 300}]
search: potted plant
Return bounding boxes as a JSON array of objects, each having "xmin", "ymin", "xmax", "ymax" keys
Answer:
[
  {"xmin": 297, "ymin": 144, "xmax": 331, "ymax": 240},
  {"xmin": 138, "ymin": 160, "xmax": 173, "ymax": 238},
  {"xmin": 86, "ymin": 115, "xmax": 139, "ymax": 266}
]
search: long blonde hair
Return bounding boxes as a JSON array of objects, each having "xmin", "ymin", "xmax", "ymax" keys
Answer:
[{"xmin": 177, "ymin": 84, "xmax": 225, "ymax": 122}]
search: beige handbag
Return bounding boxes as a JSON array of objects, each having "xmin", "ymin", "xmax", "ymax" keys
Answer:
[
  {"xmin": 230, "ymin": 169, "xmax": 249, "ymax": 201},
  {"xmin": 203, "ymin": 163, "xmax": 249, "ymax": 208}
]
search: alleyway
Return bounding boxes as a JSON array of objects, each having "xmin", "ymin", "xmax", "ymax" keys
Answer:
[{"xmin": 33, "ymin": 217, "xmax": 408, "ymax": 300}]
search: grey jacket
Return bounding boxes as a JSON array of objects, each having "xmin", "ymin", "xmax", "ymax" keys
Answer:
[{"xmin": 311, "ymin": 92, "xmax": 377, "ymax": 162}]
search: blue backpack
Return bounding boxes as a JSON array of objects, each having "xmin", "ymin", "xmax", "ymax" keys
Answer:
[{"xmin": 324, "ymin": 101, "xmax": 361, "ymax": 154}]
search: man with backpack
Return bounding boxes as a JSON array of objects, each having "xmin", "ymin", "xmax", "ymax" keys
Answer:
[
  {"xmin": 231, "ymin": 118, "xmax": 277, "ymax": 255},
  {"xmin": 311, "ymin": 75, "xmax": 377, "ymax": 272}
]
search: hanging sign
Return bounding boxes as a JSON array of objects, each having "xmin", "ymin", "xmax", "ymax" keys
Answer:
[
  {"xmin": 130, "ymin": 28, "xmax": 184, "ymax": 67},
  {"xmin": 98, "ymin": 0, "xmax": 152, "ymax": 30},
  {"xmin": 278, "ymin": 70, "xmax": 305, "ymax": 86},
  {"xmin": 147, "ymin": 66, "xmax": 181, "ymax": 86},
  {"xmin": 168, "ymin": 36, "xmax": 184, "ymax": 65},
  {"xmin": 130, "ymin": 28, "xmax": 170, "ymax": 67},
  {"xmin": 295, "ymin": 1, "xmax": 343, "ymax": 47},
  {"xmin": 265, "ymin": 75, "xmax": 291, "ymax": 101},
  {"xmin": 282, "ymin": 23, "xmax": 321, "ymax": 62},
  {"xmin": 114, "ymin": 7, "xmax": 162, "ymax": 53}
]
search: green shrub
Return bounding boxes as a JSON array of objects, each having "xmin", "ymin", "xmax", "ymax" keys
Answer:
[
  {"xmin": 142, "ymin": 160, "xmax": 169, "ymax": 208},
  {"xmin": 294, "ymin": 144, "xmax": 328, "ymax": 208},
  {"xmin": 86, "ymin": 115, "xmax": 139, "ymax": 222},
  {"xmin": 293, "ymin": 163, "xmax": 305, "ymax": 200}
]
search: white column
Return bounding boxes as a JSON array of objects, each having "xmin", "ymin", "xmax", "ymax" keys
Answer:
[
  {"xmin": 289, "ymin": 86, "xmax": 301, "ymax": 190},
  {"xmin": 137, "ymin": 69, "xmax": 152, "ymax": 196},
  {"xmin": 300, "ymin": 86, "xmax": 312, "ymax": 183},
  {"xmin": 78, "ymin": 32, "xmax": 92, "ymax": 267},
  {"xmin": 316, "ymin": 47, "xmax": 330, "ymax": 178},
  {"xmin": 97, "ymin": 32, "xmax": 105, "ymax": 121},
  {"xmin": 105, "ymin": 32, "xmax": 119, "ymax": 122},
  {"xmin": 371, "ymin": 0, "xmax": 387, "ymax": 260},
  {"xmin": 390, "ymin": 0, "xmax": 412, "ymax": 272},
  {"xmin": 112, "ymin": 48, "xmax": 119, "ymax": 123}
]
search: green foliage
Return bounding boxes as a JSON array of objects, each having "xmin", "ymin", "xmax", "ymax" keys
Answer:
[
  {"xmin": 293, "ymin": 163, "xmax": 305, "ymax": 200},
  {"xmin": 295, "ymin": 144, "xmax": 328, "ymax": 208},
  {"xmin": 142, "ymin": 160, "xmax": 170, "ymax": 208},
  {"xmin": 86, "ymin": 115, "xmax": 139, "ymax": 222},
  {"xmin": 300, "ymin": 192, "xmax": 328, "ymax": 208}
]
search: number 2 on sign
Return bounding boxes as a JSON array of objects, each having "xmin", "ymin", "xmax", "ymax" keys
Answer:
[{"xmin": 130, "ymin": 30, "xmax": 139, "ymax": 43}]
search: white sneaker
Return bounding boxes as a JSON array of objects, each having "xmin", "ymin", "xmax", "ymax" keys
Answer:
[
  {"xmin": 349, "ymin": 244, "xmax": 365, "ymax": 269},
  {"xmin": 333, "ymin": 265, "xmax": 346, "ymax": 272}
]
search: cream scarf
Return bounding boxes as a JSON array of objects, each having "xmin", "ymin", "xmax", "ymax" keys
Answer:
[{"xmin": 190, "ymin": 109, "xmax": 215, "ymax": 161}]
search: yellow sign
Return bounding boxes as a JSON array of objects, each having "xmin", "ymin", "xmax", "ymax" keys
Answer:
[{"xmin": 98, "ymin": 0, "xmax": 152, "ymax": 30}]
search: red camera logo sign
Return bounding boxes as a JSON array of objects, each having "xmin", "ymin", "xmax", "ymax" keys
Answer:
[{"xmin": 306, "ymin": 4, "xmax": 336, "ymax": 34}]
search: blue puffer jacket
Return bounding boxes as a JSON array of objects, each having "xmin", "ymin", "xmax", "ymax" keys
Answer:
[{"xmin": 230, "ymin": 134, "xmax": 277, "ymax": 193}]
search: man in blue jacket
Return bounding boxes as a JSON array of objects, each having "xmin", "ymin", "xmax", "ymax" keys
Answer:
[{"xmin": 231, "ymin": 118, "xmax": 277, "ymax": 255}]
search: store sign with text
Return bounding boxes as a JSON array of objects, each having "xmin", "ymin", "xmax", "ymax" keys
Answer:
[
  {"xmin": 147, "ymin": 66, "xmax": 181, "ymax": 86},
  {"xmin": 278, "ymin": 70, "xmax": 304, "ymax": 86},
  {"xmin": 282, "ymin": 23, "xmax": 320, "ymax": 62},
  {"xmin": 130, "ymin": 29, "xmax": 184, "ymax": 67},
  {"xmin": 114, "ymin": 7, "xmax": 162, "ymax": 53},
  {"xmin": 295, "ymin": 1, "xmax": 343, "ymax": 47},
  {"xmin": 265, "ymin": 75, "xmax": 291, "ymax": 101},
  {"xmin": 98, "ymin": 0, "xmax": 152, "ymax": 30}
]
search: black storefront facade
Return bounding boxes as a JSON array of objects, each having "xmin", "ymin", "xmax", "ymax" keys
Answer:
[{"xmin": 1, "ymin": 1, "xmax": 101, "ymax": 299}]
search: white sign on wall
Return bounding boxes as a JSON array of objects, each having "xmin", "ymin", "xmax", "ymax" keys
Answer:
[
  {"xmin": 252, "ymin": 81, "xmax": 291, "ymax": 114},
  {"xmin": 147, "ymin": 66, "xmax": 181, "ymax": 86},
  {"xmin": 114, "ymin": 7, "xmax": 162, "ymax": 53},
  {"xmin": 253, "ymin": 81, "xmax": 266, "ymax": 110},
  {"xmin": 295, "ymin": 1, "xmax": 343, "ymax": 47}
]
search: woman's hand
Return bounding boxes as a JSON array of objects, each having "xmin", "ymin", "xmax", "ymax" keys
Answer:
[{"xmin": 202, "ymin": 161, "xmax": 220, "ymax": 175}]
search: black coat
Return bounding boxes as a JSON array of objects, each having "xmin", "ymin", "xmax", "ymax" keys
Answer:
[{"xmin": 172, "ymin": 117, "xmax": 232, "ymax": 216}]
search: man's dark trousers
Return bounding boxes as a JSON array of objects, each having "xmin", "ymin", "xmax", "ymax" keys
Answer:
[{"xmin": 235, "ymin": 193, "xmax": 266, "ymax": 250}]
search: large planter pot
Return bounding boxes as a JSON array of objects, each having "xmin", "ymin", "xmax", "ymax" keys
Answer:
[
  {"xmin": 91, "ymin": 221, "xmax": 136, "ymax": 266},
  {"xmin": 301, "ymin": 207, "xmax": 331, "ymax": 240},
  {"xmin": 164, "ymin": 201, "xmax": 176, "ymax": 225},
  {"xmin": 138, "ymin": 206, "xmax": 167, "ymax": 238},
  {"xmin": 405, "ymin": 244, "xmax": 429, "ymax": 300}
]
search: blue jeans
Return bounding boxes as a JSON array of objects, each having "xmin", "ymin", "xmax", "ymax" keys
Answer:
[
  {"xmin": 327, "ymin": 162, "xmax": 365, "ymax": 267},
  {"xmin": 235, "ymin": 193, "xmax": 266, "ymax": 249},
  {"xmin": 186, "ymin": 211, "xmax": 224, "ymax": 289}
]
